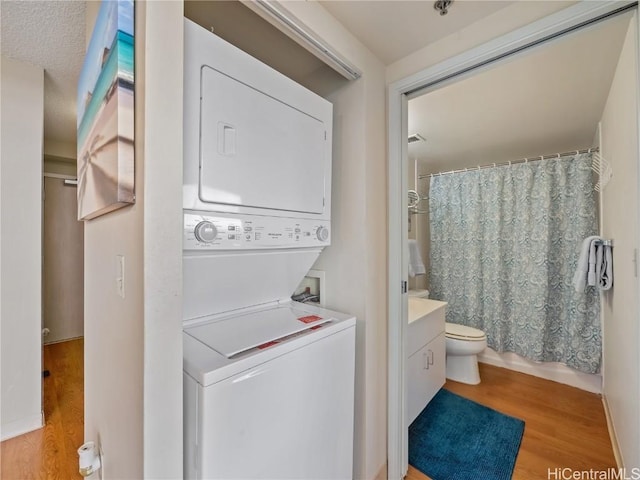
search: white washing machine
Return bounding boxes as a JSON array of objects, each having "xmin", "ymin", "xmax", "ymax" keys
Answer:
[{"xmin": 182, "ymin": 19, "xmax": 355, "ymax": 480}]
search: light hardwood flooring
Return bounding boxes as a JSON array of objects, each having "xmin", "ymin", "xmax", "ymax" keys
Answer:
[
  {"xmin": 0, "ymin": 342, "xmax": 615, "ymax": 479},
  {"xmin": 407, "ymin": 363, "xmax": 617, "ymax": 480},
  {"xmin": 1, "ymin": 339, "xmax": 83, "ymax": 480}
]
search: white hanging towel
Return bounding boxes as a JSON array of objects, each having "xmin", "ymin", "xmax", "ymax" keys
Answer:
[
  {"xmin": 573, "ymin": 236, "xmax": 613, "ymax": 292},
  {"xmin": 596, "ymin": 242, "xmax": 613, "ymax": 291},
  {"xmin": 408, "ymin": 239, "xmax": 426, "ymax": 278}
]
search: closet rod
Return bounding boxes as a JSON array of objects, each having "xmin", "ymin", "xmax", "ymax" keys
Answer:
[{"xmin": 418, "ymin": 147, "xmax": 599, "ymax": 179}]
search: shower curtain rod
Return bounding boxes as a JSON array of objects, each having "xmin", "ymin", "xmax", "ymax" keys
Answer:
[{"xmin": 418, "ymin": 147, "xmax": 599, "ymax": 179}]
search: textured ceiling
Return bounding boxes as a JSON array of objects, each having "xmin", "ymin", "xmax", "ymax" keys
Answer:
[
  {"xmin": 408, "ymin": 12, "xmax": 633, "ymax": 174},
  {"xmin": 1, "ymin": 0, "xmax": 86, "ymax": 150}
]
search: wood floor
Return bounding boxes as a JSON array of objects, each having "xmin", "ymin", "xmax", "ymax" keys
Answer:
[
  {"xmin": 0, "ymin": 342, "xmax": 615, "ymax": 479},
  {"xmin": 1, "ymin": 339, "xmax": 83, "ymax": 480},
  {"xmin": 407, "ymin": 363, "xmax": 617, "ymax": 480}
]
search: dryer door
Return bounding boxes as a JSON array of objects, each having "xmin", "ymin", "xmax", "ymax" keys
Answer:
[{"xmin": 199, "ymin": 66, "xmax": 327, "ymax": 215}]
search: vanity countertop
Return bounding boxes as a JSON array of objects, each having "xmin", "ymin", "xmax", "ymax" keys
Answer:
[{"xmin": 408, "ymin": 297, "xmax": 447, "ymax": 324}]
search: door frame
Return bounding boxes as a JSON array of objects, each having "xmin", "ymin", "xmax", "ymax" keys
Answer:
[{"xmin": 386, "ymin": 2, "xmax": 639, "ymax": 478}]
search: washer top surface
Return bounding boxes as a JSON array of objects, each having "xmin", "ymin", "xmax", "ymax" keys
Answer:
[
  {"xmin": 183, "ymin": 302, "xmax": 356, "ymax": 387},
  {"xmin": 185, "ymin": 305, "xmax": 332, "ymax": 358}
]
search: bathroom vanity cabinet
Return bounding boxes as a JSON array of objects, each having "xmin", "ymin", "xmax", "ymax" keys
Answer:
[{"xmin": 407, "ymin": 298, "xmax": 446, "ymax": 425}]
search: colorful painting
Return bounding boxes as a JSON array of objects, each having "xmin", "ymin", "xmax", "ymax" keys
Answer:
[{"xmin": 77, "ymin": 0, "xmax": 134, "ymax": 220}]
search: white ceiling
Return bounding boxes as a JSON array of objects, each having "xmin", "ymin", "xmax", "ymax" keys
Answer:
[
  {"xmin": 320, "ymin": 0, "xmax": 516, "ymax": 65},
  {"xmin": 1, "ymin": 0, "xmax": 86, "ymax": 151},
  {"xmin": 408, "ymin": 12, "xmax": 633, "ymax": 174}
]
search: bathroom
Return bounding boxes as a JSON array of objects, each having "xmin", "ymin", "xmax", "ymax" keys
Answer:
[{"xmin": 403, "ymin": 7, "xmax": 638, "ymax": 477}]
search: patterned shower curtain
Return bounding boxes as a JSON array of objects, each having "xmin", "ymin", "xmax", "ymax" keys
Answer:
[{"xmin": 429, "ymin": 153, "xmax": 601, "ymax": 374}]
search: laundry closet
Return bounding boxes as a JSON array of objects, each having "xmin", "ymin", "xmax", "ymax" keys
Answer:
[{"xmin": 181, "ymin": 15, "xmax": 356, "ymax": 480}]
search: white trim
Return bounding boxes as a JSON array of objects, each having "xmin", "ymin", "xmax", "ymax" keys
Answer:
[
  {"xmin": 602, "ymin": 394, "xmax": 624, "ymax": 468},
  {"xmin": 386, "ymin": 2, "xmax": 637, "ymax": 478},
  {"xmin": 477, "ymin": 351, "xmax": 602, "ymax": 394},
  {"xmin": 245, "ymin": 0, "xmax": 362, "ymax": 80},
  {"xmin": 43, "ymin": 172, "xmax": 77, "ymax": 180},
  {"xmin": 0, "ymin": 412, "xmax": 44, "ymax": 441},
  {"xmin": 387, "ymin": 90, "xmax": 408, "ymax": 479}
]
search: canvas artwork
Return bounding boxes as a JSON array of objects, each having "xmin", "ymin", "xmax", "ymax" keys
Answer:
[{"xmin": 77, "ymin": 0, "xmax": 134, "ymax": 220}]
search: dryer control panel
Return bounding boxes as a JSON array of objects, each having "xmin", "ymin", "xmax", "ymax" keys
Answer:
[{"xmin": 184, "ymin": 212, "xmax": 330, "ymax": 250}]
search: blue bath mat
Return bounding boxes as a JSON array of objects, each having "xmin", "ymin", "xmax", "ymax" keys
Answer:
[{"xmin": 409, "ymin": 389, "xmax": 525, "ymax": 480}]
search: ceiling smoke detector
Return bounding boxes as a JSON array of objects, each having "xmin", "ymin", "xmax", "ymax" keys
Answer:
[
  {"xmin": 434, "ymin": 0, "xmax": 453, "ymax": 16},
  {"xmin": 408, "ymin": 133, "xmax": 426, "ymax": 144}
]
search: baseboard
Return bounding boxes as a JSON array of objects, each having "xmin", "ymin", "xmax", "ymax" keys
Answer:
[
  {"xmin": 602, "ymin": 394, "xmax": 623, "ymax": 468},
  {"xmin": 478, "ymin": 349, "xmax": 602, "ymax": 393},
  {"xmin": 1, "ymin": 412, "xmax": 44, "ymax": 441},
  {"xmin": 43, "ymin": 335, "xmax": 84, "ymax": 346}
]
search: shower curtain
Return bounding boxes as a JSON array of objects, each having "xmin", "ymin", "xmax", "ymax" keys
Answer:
[{"xmin": 429, "ymin": 153, "xmax": 601, "ymax": 374}]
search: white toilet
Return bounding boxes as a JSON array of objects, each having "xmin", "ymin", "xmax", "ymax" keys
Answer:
[
  {"xmin": 408, "ymin": 289, "xmax": 487, "ymax": 385},
  {"xmin": 444, "ymin": 323, "xmax": 487, "ymax": 385}
]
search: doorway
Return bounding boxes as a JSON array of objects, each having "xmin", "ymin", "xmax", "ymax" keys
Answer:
[
  {"xmin": 387, "ymin": 3, "xmax": 640, "ymax": 478},
  {"xmin": 43, "ymin": 174, "xmax": 84, "ymax": 344}
]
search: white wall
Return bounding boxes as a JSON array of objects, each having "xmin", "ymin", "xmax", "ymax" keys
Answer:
[
  {"xmin": 0, "ymin": 55, "xmax": 44, "ymax": 440},
  {"xmin": 44, "ymin": 139, "xmax": 76, "ymax": 161},
  {"xmin": 140, "ymin": 2, "xmax": 183, "ymax": 477},
  {"xmin": 267, "ymin": 3, "xmax": 388, "ymax": 479},
  {"xmin": 83, "ymin": 1, "xmax": 183, "ymax": 477},
  {"xmin": 44, "ymin": 157, "xmax": 76, "ymax": 176},
  {"xmin": 600, "ymin": 15, "xmax": 640, "ymax": 469}
]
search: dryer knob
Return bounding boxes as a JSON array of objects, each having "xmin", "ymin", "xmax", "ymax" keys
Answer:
[
  {"xmin": 316, "ymin": 226, "xmax": 329, "ymax": 242},
  {"xmin": 194, "ymin": 221, "xmax": 218, "ymax": 243}
]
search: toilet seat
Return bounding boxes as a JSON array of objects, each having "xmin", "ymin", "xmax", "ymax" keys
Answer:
[{"xmin": 445, "ymin": 322, "xmax": 486, "ymax": 341}]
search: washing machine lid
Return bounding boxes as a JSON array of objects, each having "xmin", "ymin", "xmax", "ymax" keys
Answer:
[{"xmin": 184, "ymin": 306, "xmax": 332, "ymax": 358}]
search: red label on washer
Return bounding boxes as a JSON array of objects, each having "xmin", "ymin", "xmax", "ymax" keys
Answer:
[
  {"xmin": 298, "ymin": 315, "xmax": 322, "ymax": 324},
  {"xmin": 310, "ymin": 325, "xmax": 323, "ymax": 330},
  {"xmin": 257, "ymin": 341, "xmax": 279, "ymax": 350}
]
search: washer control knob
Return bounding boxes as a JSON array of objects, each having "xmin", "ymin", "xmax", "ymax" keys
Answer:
[
  {"xmin": 316, "ymin": 226, "xmax": 329, "ymax": 242},
  {"xmin": 194, "ymin": 221, "xmax": 217, "ymax": 243}
]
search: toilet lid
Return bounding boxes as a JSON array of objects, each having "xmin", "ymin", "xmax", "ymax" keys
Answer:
[
  {"xmin": 408, "ymin": 289, "xmax": 429, "ymax": 298},
  {"xmin": 445, "ymin": 322, "xmax": 486, "ymax": 341}
]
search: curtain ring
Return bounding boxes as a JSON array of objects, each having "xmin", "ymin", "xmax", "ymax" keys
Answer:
[
  {"xmin": 524, "ymin": 158, "xmax": 528, "ymax": 164},
  {"xmin": 477, "ymin": 165, "xmax": 481, "ymax": 171},
  {"xmin": 493, "ymin": 163, "xmax": 496, "ymax": 168},
  {"xmin": 588, "ymin": 148, "xmax": 592, "ymax": 153},
  {"xmin": 575, "ymin": 150, "xmax": 579, "ymax": 155},
  {"xmin": 557, "ymin": 153, "xmax": 560, "ymax": 159},
  {"xmin": 540, "ymin": 155, "xmax": 544, "ymax": 161},
  {"xmin": 508, "ymin": 161, "xmax": 511, "ymax": 166}
]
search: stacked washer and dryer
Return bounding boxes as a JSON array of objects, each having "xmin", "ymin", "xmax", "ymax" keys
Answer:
[{"xmin": 182, "ymin": 19, "xmax": 356, "ymax": 480}]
